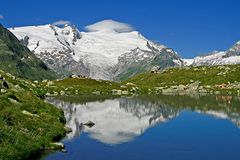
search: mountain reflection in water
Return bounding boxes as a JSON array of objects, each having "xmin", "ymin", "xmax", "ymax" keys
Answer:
[{"xmin": 46, "ymin": 95, "xmax": 240, "ymax": 145}]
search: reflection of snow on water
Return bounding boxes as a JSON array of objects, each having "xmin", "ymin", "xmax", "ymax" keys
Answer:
[
  {"xmin": 46, "ymin": 98, "xmax": 179, "ymax": 145},
  {"xmin": 46, "ymin": 96, "xmax": 240, "ymax": 145}
]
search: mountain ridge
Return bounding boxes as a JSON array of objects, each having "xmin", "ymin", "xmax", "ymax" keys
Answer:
[
  {"xmin": 185, "ymin": 41, "xmax": 240, "ymax": 66},
  {"xmin": 10, "ymin": 20, "xmax": 183, "ymax": 80}
]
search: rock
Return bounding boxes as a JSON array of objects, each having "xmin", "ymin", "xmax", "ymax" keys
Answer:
[
  {"xmin": 92, "ymin": 91, "xmax": 101, "ymax": 95},
  {"xmin": 69, "ymin": 74, "xmax": 78, "ymax": 78},
  {"xmin": 33, "ymin": 80, "xmax": 38, "ymax": 84},
  {"xmin": 111, "ymin": 89, "xmax": 122, "ymax": 95},
  {"xmin": 177, "ymin": 85, "xmax": 187, "ymax": 91},
  {"xmin": 42, "ymin": 79, "xmax": 48, "ymax": 83},
  {"xmin": 121, "ymin": 91, "xmax": 129, "ymax": 95},
  {"xmin": 46, "ymin": 81, "xmax": 54, "ymax": 87},
  {"xmin": 21, "ymin": 110, "xmax": 40, "ymax": 118},
  {"xmin": 75, "ymin": 90, "xmax": 78, "ymax": 94},
  {"xmin": 84, "ymin": 121, "xmax": 95, "ymax": 128},
  {"xmin": 8, "ymin": 98, "xmax": 20, "ymax": 104},
  {"xmin": 199, "ymin": 89, "xmax": 208, "ymax": 93},
  {"xmin": 204, "ymin": 85, "xmax": 212, "ymax": 89},
  {"xmin": 64, "ymin": 126, "xmax": 72, "ymax": 133},
  {"xmin": 20, "ymin": 128, "xmax": 29, "ymax": 133},
  {"xmin": 0, "ymin": 89, "xmax": 6, "ymax": 93},
  {"xmin": 2, "ymin": 81, "xmax": 9, "ymax": 89},
  {"xmin": 50, "ymin": 142, "xmax": 65, "ymax": 150},
  {"xmin": 126, "ymin": 83, "xmax": 137, "ymax": 86},
  {"xmin": 60, "ymin": 90, "xmax": 65, "ymax": 95},
  {"xmin": 188, "ymin": 81, "xmax": 200, "ymax": 90},
  {"xmin": 45, "ymin": 92, "xmax": 52, "ymax": 96},
  {"xmin": 154, "ymin": 87, "xmax": 164, "ymax": 90},
  {"xmin": 151, "ymin": 65, "xmax": 161, "ymax": 73},
  {"xmin": 120, "ymin": 85, "xmax": 127, "ymax": 89},
  {"xmin": 130, "ymin": 87, "xmax": 139, "ymax": 93},
  {"xmin": 61, "ymin": 149, "xmax": 67, "ymax": 153},
  {"xmin": 162, "ymin": 88, "xmax": 175, "ymax": 94},
  {"xmin": 214, "ymin": 91, "xmax": 221, "ymax": 94}
]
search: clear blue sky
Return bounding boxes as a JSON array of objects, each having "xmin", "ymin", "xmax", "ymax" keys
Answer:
[{"xmin": 0, "ymin": 0, "xmax": 240, "ymax": 58}]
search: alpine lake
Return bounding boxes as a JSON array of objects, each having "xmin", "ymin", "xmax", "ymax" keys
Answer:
[{"xmin": 42, "ymin": 94, "xmax": 240, "ymax": 160}]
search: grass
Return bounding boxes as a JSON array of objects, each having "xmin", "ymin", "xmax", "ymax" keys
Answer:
[
  {"xmin": 1, "ymin": 64, "xmax": 240, "ymax": 159},
  {"xmin": 39, "ymin": 64, "xmax": 240, "ymax": 96},
  {"xmin": 0, "ymin": 71, "xmax": 66, "ymax": 160},
  {"xmin": 42, "ymin": 77, "xmax": 124, "ymax": 95},
  {"xmin": 125, "ymin": 65, "xmax": 240, "ymax": 95}
]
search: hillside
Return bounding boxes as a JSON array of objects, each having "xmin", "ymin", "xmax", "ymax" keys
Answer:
[
  {"xmin": 0, "ymin": 24, "xmax": 57, "ymax": 81},
  {"xmin": 125, "ymin": 65, "xmax": 240, "ymax": 95},
  {"xmin": 0, "ymin": 70, "xmax": 66, "ymax": 160}
]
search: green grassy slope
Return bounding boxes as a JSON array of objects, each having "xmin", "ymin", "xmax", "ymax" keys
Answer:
[
  {"xmin": 0, "ymin": 70, "xmax": 66, "ymax": 160},
  {"xmin": 42, "ymin": 77, "xmax": 123, "ymax": 96},
  {"xmin": 125, "ymin": 65, "xmax": 240, "ymax": 95}
]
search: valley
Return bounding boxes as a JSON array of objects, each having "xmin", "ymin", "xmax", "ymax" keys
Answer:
[{"xmin": 1, "ymin": 18, "xmax": 240, "ymax": 160}]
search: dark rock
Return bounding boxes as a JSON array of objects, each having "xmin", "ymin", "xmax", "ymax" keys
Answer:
[
  {"xmin": 2, "ymin": 81, "xmax": 9, "ymax": 89},
  {"xmin": 84, "ymin": 121, "xmax": 95, "ymax": 128}
]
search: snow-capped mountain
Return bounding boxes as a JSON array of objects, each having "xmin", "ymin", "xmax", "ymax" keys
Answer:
[
  {"xmin": 184, "ymin": 41, "xmax": 240, "ymax": 66},
  {"xmin": 10, "ymin": 20, "xmax": 183, "ymax": 80}
]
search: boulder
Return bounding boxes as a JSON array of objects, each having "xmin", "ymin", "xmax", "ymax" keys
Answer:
[
  {"xmin": 120, "ymin": 85, "xmax": 127, "ymax": 88},
  {"xmin": 151, "ymin": 65, "xmax": 161, "ymax": 73},
  {"xmin": 2, "ymin": 81, "xmax": 9, "ymax": 89},
  {"xmin": 60, "ymin": 90, "xmax": 65, "ymax": 95},
  {"xmin": 50, "ymin": 142, "xmax": 65, "ymax": 150},
  {"xmin": 0, "ymin": 89, "xmax": 6, "ymax": 93},
  {"xmin": 64, "ymin": 126, "xmax": 72, "ymax": 133},
  {"xmin": 92, "ymin": 91, "xmax": 101, "ymax": 95},
  {"xmin": 21, "ymin": 110, "xmax": 40, "ymax": 118},
  {"xmin": 126, "ymin": 82, "xmax": 137, "ymax": 86},
  {"xmin": 111, "ymin": 89, "xmax": 122, "ymax": 95},
  {"xmin": 121, "ymin": 91, "xmax": 129, "ymax": 95},
  {"xmin": 46, "ymin": 81, "xmax": 54, "ymax": 87},
  {"xmin": 84, "ymin": 121, "xmax": 95, "ymax": 128}
]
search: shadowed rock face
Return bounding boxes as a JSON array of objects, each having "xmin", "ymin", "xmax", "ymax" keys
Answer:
[{"xmin": 46, "ymin": 95, "xmax": 240, "ymax": 145}]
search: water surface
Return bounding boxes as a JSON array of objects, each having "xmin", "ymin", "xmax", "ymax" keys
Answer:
[{"xmin": 44, "ymin": 95, "xmax": 240, "ymax": 160}]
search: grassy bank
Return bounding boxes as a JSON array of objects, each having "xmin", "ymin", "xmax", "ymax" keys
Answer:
[
  {"xmin": 125, "ymin": 64, "xmax": 240, "ymax": 95},
  {"xmin": 42, "ymin": 64, "xmax": 240, "ymax": 97},
  {"xmin": 0, "ymin": 70, "xmax": 66, "ymax": 160},
  {"xmin": 1, "ymin": 64, "xmax": 240, "ymax": 159}
]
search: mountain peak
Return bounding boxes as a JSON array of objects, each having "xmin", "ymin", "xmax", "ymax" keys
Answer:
[{"xmin": 85, "ymin": 19, "xmax": 134, "ymax": 33}]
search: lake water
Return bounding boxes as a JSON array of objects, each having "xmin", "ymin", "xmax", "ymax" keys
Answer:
[{"xmin": 44, "ymin": 95, "xmax": 240, "ymax": 160}]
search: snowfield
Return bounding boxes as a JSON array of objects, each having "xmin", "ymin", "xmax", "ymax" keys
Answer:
[
  {"xmin": 10, "ymin": 20, "xmax": 173, "ymax": 80},
  {"xmin": 10, "ymin": 20, "xmax": 240, "ymax": 80}
]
